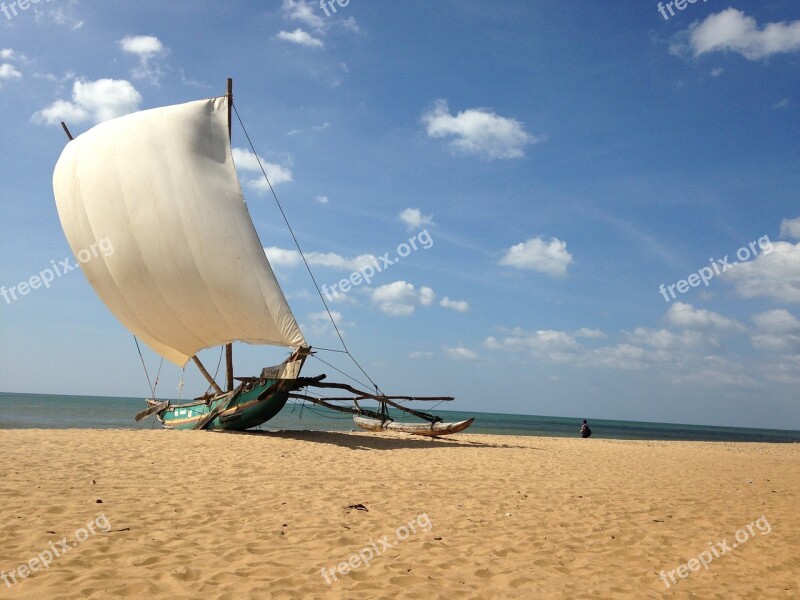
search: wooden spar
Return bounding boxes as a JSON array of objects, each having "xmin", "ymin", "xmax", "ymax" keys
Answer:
[
  {"xmin": 288, "ymin": 393, "xmax": 383, "ymax": 420},
  {"xmin": 295, "ymin": 380, "xmax": 451, "ymax": 423},
  {"xmin": 134, "ymin": 400, "xmax": 169, "ymax": 422},
  {"xmin": 192, "ymin": 356, "xmax": 223, "ymax": 395},
  {"xmin": 297, "ymin": 395, "xmax": 452, "ymax": 402},
  {"xmin": 224, "ymin": 77, "xmax": 235, "ymax": 392},
  {"xmin": 60, "ymin": 122, "xmax": 74, "ymax": 141},
  {"xmin": 289, "ymin": 393, "xmax": 475, "ymax": 436}
]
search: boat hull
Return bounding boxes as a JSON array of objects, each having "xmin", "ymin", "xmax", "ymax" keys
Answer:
[
  {"xmin": 156, "ymin": 379, "xmax": 290, "ymax": 431},
  {"xmin": 353, "ymin": 415, "xmax": 475, "ymax": 436}
]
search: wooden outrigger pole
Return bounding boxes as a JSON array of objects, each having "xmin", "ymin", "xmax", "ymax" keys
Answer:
[
  {"xmin": 288, "ymin": 378, "xmax": 475, "ymax": 436},
  {"xmin": 290, "ymin": 377, "xmax": 453, "ymax": 423}
]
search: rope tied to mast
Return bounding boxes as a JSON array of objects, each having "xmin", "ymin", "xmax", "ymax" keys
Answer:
[{"xmin": 231, "ymin": 101, "xmax": 384, "ymax": 396}]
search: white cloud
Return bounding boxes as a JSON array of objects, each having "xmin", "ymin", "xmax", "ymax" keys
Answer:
[
  {"xmin": 34, "ymin": 0, "xmax": 83, "ymax": 29},
  {"xmin": 574, "ymin": 328, "xmax": 606, "ymax": 339},
  {"xmin": 486, "ymin": 328, "xmax": 647, "ymax": 369},
  {"xmin": 764, "ymin": 355, "xmax": 800, "ymax": 384},
  {"xmin": 276, "ymin": 28, "xmax": 324, "ymax": 48},
  {"xmin": 341, "ymin": 17, "xmax": 361, "ymax": 33},
  {"xmin": 499, "ymin": 236, "xmax": 573, "ymax": 277},
  {"xmin": 485, "ymin": 328, "xmax": 581, "ymax": 358},
  {"xmin": 710, "ymin": 67, "xmax": 724, "ymax": 77},
  {"xmin": 316, "ymin": 195, "xmax": 329, "ymax": 204},
  {"xmin": 440, "ymin": 297, "xmax": 469, "ymax": 313},
  {"xmin": 282, "ymin": 0, "xmax": 326, "ymax": 31},
  {"xmin": 32, "ymin": 99, "xmax": 88, "ymax": 124},
  {"xmin": 119, "ymin": 35, "xmax": 164, "ymax": 56},
  {"xmin": 0, "ymin": 64, "xmax": 22, "ymax": 81},
  {"xmin": 751, "ymin": 332, "xmax": 800, "ymax": 353},
  {"xmin": 672, "ymin": 356, "xmax": 760, "ymax": 388},
  {"xmin": 265, "ymin": 247, "xmax": 303, "ymax": 268},
  {"xmin": 422, "ymin": 99, "xmax": 541, "ymax": 160},
  {"xmin": 408, "ymin": 351, "xmax": 434, "ymax": 359},
  {"xmin": 623, "ymin": 327, "xmax": 717, "ymax": 351},
  {"xmin": 773, "ymin": 98, "xmax": 790, "ymax": 110},
  {"xmin": 724, "ymin": 241, "xmax": 800, "ymax": 303},
  {"xmin": 665, "ymin": 302, "xmax": 745, "ymax": 332},
  {"xmin": 780, "ymin": 217, "xmax": 800, "ymax": 240},
  {"xmin": 399, "ymin": 208, "xmax": 434, "ymax": 231},
  {"xmin": 370, "ymin": 281, "xmax": 435, "ymax": 317},
  {"xmin": 287, "ymin": 122, "xmax": 330, "ymax": 136},
  {"xmin": 33, "ymin": 79, "xmax": 142, "ymax": 125},
  {"xmin": 279, "ymin": 1, "xmax": 361, "ymax": 41},
  {"xmin": 483, "ymin": 311, "xmax": 792, "ymax": 386},
  {"xmin": 119, "ymin": 35, "xmax": 168, "ymax": 85},
  {"xmin": 419, "ymin": 286, "xmax": 436, "ymax": 306},
  {"xmin": 586, "ymin": 343, "xmax": 650, "ymax": 371},
  {"xmin": 35, "ymin": 70, "xmax": 77, "ymax": 85},
  {"xmin": 304, "ymin": 310, "xmax": 346, "ymax": 338},
  {"xmin": 445, "ymin": 346, "xmax": 479, "ymax": 361},
  {"xmin": 0, "ymin": 48, "xmax": 25, "ymax": 85},
  {"xmin": 679, "ymin": 8, "xmax": 800, "ymax": 60},
  {"xmin": 485, "ymin": 325, "xmax": 725, "ymax": 373},
  {"xmin": 264, "ymin": 247, "xmax": 376, "ymax": 272},
  {"xmin": 232, "ymin": 147, "xmax": 293, "ymax": 191},
  {"xmin": 751, "ymin": 309, "xmax": 800, "ymax": 353},
  {"xmin": 752, "ymin": 309, "xmax": 800, "ymax": 333}
]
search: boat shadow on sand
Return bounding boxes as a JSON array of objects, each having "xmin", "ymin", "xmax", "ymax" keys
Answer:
[{"xmin": 212, "ymin": 429, "xmax": 528, "ymax": 451}]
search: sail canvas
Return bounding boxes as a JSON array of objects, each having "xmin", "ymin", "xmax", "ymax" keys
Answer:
[{"xmin": 53, "ymin": 96, "xmax": 306, "ymax": 366}]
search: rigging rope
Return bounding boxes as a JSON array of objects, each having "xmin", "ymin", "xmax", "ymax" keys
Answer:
[
  {"xmin": 309, "ymin": 346, "xmax": 349, "ymax": 354},
  {"xmin": 133, "ymin": 336, "xmax": 156, "ymax": 398},
  {"xmin": 311, "ymin": 354, "xmax": 373, "ymax": 390},
  {"xmin": 232, "ymin": 102, "xmax": 383, "ymax": 395},
  {"xmin": 152, "ymin": 357, "xmax": 164, "ymax": 396},
  {"xmin": 207, "ymin": 346, "xmax": 224, "ymax": 395}
]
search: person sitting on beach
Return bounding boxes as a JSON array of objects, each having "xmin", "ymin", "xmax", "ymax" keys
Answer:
[{"xmin": 580, "ymin": 420, "xmax": 592, "ymax": 438}]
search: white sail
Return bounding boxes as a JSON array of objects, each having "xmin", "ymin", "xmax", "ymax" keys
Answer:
[{"xmin": 53, "ymin": 96, "xmax": 306, "ymax": 366}]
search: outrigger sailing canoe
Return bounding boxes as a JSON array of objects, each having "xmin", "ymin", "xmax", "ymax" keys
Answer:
[{"xmin": 52, "ymin": 79, "xmax": 474, "ymax": 435}]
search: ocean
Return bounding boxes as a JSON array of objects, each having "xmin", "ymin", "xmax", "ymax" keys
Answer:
[{"xmin": 1, "ymin": 392, "xmax": 798, "ymax": 443}]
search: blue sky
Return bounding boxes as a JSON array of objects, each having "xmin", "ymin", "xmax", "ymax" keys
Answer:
[{"xmin": 1, "ymin": 0, "xmax": 798, "ymax": 429}]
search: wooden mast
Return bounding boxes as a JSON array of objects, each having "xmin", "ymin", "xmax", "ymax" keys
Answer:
[
  {"xmin": 60, "ymin": 122, "xmax": 74, "ymax": 141},
  {"xmin": 225, "ymin": 78, "xmax": 235, "ymax": 393}
]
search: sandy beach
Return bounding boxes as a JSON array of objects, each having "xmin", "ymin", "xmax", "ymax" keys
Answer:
[{"xmin": 0, "ymin": 429, "xmax": 798, "ymax": 599}]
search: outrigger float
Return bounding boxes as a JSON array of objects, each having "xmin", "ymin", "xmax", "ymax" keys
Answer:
[{"xmin": 53, "ymin": 79, "xmax": 474, "ymax": 436}]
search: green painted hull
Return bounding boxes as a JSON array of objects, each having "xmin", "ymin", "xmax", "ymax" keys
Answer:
[{"xmin": 157, "ymin": 379, "xmax": 290, "ymax": 431}]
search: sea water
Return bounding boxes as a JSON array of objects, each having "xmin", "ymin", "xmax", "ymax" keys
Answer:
[{"xmin": 1, "ymin": 392, "xmax": 798, "ymax": 443}]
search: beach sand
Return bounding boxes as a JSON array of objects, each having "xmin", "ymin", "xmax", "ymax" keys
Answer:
[{"xmin": 0, "ymin": 429, "xmax": 798, "ymax": 599}]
